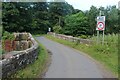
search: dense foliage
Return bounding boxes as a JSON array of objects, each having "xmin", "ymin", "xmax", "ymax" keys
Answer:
[
  {"xmin": 2, "ymin": 2, "xmax": 119, "ymax": 36},
  {"xmin": 63, "ymin": 12, "xmax": 90, "ymax": 36}
]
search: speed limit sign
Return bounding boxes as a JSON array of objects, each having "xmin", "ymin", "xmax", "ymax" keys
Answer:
[
  {"xmin": 97, "ymin": 22, "xmax": 105, "ymax": 30},
  {"xmin": 96, "ymin": 16, "xmax": 105, "ymax": 31},
  {"xmin": 96, "ymin": 14, "xmax": 105, "ymax": 44}
]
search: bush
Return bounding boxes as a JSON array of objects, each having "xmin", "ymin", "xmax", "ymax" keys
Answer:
[
  {"xmin": 2, "ymin": 31, "xmax": 15, "ymax": 52},
  {"xmin": 2, "ymin": 31, "xmax": 15, "ymax": 40},
  {"xmin": 63, "ymin": 12, "xmax": 90, "ymax": 36},
  {"xmin": 53, "ymin": 25, "xmax": 62, "ymax": 34},
  {"xmin": 79, "ymin": 35, "xmax": 88, "ymax": 39}
]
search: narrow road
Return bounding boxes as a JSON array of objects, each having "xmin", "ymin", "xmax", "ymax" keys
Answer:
[{"xmin": 36, "ymin": 37, "xmax": 115, "ymax": 78}]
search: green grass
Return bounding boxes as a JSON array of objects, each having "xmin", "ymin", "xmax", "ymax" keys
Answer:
[
  {"xmin": 11, "ymin": 39, "xmax": 49, "ymax": 78},
  {"xmin": 0, "ymin": 26, "xmax": 2, "ymax": 40},
  {"xmin": 33, "ymin": 34, "xmax": 46, "ymax": 37},
  {"xmin": 0, "ymin": 49, "xmax": 2, "ymax": 55},
  {"xmin": 45, "ymin": 34, "xmax": 118, "ymax": 77},
  {"xmin": 90, "ymin": 33, "xmax": 118, "ymax": 44},
  {"xmin": 0, "ymin": 26, "xmax": 2, "ymax": 33}
]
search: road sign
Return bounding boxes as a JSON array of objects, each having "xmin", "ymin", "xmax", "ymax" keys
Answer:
[
  {"xmin": 96, "ymin": 16, "xmax": 105, "ymax": 31},
  {"xmin": 48, "ymin": 27, "xmax": 51, "ymax": 32},
  {"xmin": 97, "ymin": 22, "xmax": 105, "ymax": 30},
  {"xmin": 96, "ymin": 11, "xmax": 105, "ymax": 45}
]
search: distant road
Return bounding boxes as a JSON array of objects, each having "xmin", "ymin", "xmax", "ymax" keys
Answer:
[{"xmin": 36, "ymin": 36, "xmax": 115, "ymax": 78}]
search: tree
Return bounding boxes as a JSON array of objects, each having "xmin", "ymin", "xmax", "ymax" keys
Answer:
[
  {"xmin": 48, "ymin": 2, "xmax": 74, "ymax": 27},
  {"xmin": 53, "ymin": 25, "xmax": 62, "ymax": 34},
  {"xmin": 30, "ymin": 2, "xmax": 50, "ymax": 34},
  {"xmin": 2, "ymin": 2, "xmax": 20, "ymax": 32},
  {"xmin": 63, "ymin": 12, "xmax": 90, "ymax": 36},
  {"xmin": 86, "ymin": 6, "xmax": 99, "ymax": 35},
  {"xmin": 118, "ymin": 8, "xmax": 120, "ymax": 33},
  {"xmin": 106, "ymin": 6, "xmax": 119, "ymax": 33},
  {"xmin": 2, "ymin": 2, "xmax": 50, "ymax": 34},
  {"xmin": 3, "ymin": 2, "xmax": 118, "ymax": 35},
  {"xmin": 2, "ymin": 2, "xmax": 34, "ymax": 32}
]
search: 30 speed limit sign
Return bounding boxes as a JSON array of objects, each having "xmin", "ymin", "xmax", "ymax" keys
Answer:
[{"xmin": 96, "ymin": 16, "xmax": 105, "ymax": 31}]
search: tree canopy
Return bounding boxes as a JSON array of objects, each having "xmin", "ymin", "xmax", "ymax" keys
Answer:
[
  {"xmin": 63, "ymin": 12, "xmax": 90, "ymax": 36},
  {"xmin": 2, "ymin": 2, "xmax": 119, "ymax": 35}
]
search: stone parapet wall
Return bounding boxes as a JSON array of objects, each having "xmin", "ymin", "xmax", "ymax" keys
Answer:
[
  {"xmin": 3, "ymin": 32, "xmax": 33, "ymax": 52},
  {"xmin": 0, "ymin": 33, "xmax": 39, "ymax": 78},
  {"xmin": 48, "ymin": 32, "xmax": 93, "ymax": 45},
  {"xmin": 48, "ymin": 32, "xmax": 117, "ymax": 45}
]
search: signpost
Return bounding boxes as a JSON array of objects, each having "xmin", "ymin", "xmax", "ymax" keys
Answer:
[
  {"xmin": 96, "ymin": 11, "xmax": 105, "ymax": 45},
  {"xmin": 97, "ymin": 22, "xmax": 105, "ymax": 30},
  {"xmin": 48, "ymin": 27, "xmax": 51, "ymax": 32},
  {"xmin": 96, "ymin": 16, "xmax": 105, "ymax": 31}
]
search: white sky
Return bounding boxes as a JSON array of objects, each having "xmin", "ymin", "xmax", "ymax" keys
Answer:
[{"xmin": 65, "ymin": 0, "xmax": 119, "ymax": 11}]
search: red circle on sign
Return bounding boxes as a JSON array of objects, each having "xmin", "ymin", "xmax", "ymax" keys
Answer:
[{"xmin": 97, "ymin": 22, "xmax": 105, "ymax": 30}]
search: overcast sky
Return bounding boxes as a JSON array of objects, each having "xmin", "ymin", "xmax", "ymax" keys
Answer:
[{"xmin": 65, "ymin": 0, "xmax": 119, "ymax": 11}]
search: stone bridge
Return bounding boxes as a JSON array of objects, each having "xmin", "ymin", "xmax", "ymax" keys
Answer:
[{"xmin": 0, "ymin": 33, "xmax": 39, "ymax": 78}]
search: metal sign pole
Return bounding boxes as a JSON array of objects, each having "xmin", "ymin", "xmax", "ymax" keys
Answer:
[
  {"xmin": 97, "ymin": 30, "xmax": 99, "ymax": 44},
  {"xmin": 97, "ymin": 10, "xmax": 101, "ymax": 44},
  {"xmin": 102, "ymin": 30, "xmax": 104, "ymax": 45}
]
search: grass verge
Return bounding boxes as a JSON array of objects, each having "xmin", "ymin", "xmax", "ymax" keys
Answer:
[
  {"xmin": 11, "ymin": 38, "xmax": 50, "ymax": 78},
  {"xmin": 45, "ymin": 35, "xmax": 118, "ymax": 77}
]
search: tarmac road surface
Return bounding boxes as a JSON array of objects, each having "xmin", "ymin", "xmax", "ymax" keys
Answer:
[{"xmin": 36, "ymin": 36, "xmax": 115, "ymax": 78}]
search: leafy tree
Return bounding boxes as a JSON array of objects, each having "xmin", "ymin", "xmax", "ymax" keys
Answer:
[
  {"xmin": 2, "ymin": 2, "xmax": 119, "ymax": 35},
  {"xmin": 2, "ymin": 2, "xmax": 50, "ymax": 34},
  {"xmin": 106, "ymin": 6, "xmax": 119, "ymax": 33},
  {"xmin": 118, "ymin": 9, "xmax": 120, "ymax": 33},
  {"xmin": 53, "ymin": 25, "xmax": 62, "ymax": 34},
  {"xmin": 73, "ymin": 9, "xmax": 82, "ymax": 14},
  {"xmin": 63, "ymin": 12, "xmax": 90, "ymax": 37},
  {"xmin": 48, "ymin": 2, "xmax": 74, "ymax": 27},
  {"xmin": 30, "ymin": 2, "xmax": 50, "ymax": 34},
  {"xmin": 85, "ymin": 5, "xmax": 119, "ymax": 35},
  {"xmin": 86, "ymin": 6, "xmax": 99, "ymax": 35},
  {"xmin": 2, "ymin": 2, "xmax": 20, "ymax": 32}
]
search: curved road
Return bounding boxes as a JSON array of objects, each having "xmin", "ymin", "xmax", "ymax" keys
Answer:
[{"xmin": 36, "ymin": 37, "xmax": 115, "ymax": 78}]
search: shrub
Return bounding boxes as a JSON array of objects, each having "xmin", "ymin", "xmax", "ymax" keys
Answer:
[
  {"xmin": 79, "ymin": 35, "xmax": 88, "ymax": 39},
  {"xmin": 53, "ymin": 25, "xmax": 62, "ymax": 34},
  {"xmin": 2, "ymin": 31, "xmax": 15, "ymax": 40}
]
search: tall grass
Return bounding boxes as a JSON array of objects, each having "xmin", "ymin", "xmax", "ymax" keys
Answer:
[
  {"xmin": 91, "ymin": 33, "xmax": 118, "ymax": 44},
  {"xmin": 90, "ymin": 33, "xmax": 118, "ymax": 76}
]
